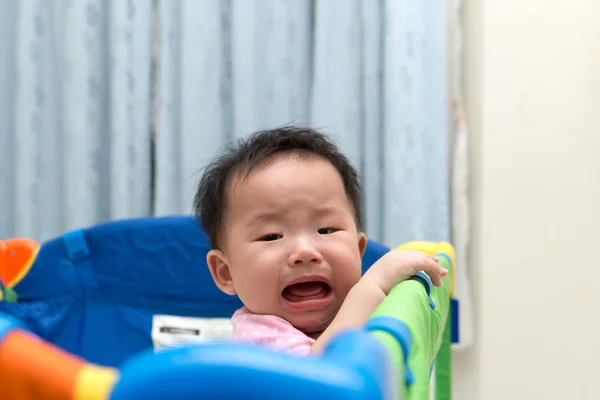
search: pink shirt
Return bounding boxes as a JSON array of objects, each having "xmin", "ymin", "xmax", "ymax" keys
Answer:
[{"xmin": 231, "ymin": 307, "xmax": 315, "ymax": 356}]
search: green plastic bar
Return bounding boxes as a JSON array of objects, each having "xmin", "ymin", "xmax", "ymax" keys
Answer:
[
  {"xmin": 368, "ymin": 254, "xmax": 453, "ymax": 399},
  {"xmin": 435, "ymin": 295, "xmax": 452, "ymax": 400}
]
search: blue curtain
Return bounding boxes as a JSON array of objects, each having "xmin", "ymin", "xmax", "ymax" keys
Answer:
[{"xmin": 0, "ymin": 0, "xmax": 449, "ymax": 247}]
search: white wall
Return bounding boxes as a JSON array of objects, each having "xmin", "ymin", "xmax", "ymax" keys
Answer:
[{"xmin": 455, "ymin": 0, "xmax": 600, "ymax": 399}]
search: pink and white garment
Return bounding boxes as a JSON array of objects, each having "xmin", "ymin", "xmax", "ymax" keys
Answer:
[{"xmin": 231, "ymin": 306, "xmax": 315, "ymax": 356}]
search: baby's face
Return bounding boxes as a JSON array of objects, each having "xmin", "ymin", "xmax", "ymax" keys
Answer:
[{"xmin": 209, "ymin": 154, "xmax": 366, "ymax": 335}]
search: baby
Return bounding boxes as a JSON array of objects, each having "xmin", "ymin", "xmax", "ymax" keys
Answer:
[{"xmin": 193, "ymin": 126, "xmax": 447, "ymax": 356}]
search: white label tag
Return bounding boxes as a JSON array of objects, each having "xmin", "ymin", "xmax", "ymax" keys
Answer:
[{"xmin": 151, "ymin": 315, "xmax": 233, "ymax": 351}]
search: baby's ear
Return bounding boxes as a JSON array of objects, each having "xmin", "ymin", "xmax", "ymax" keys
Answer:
[
  {"xmin": 207, "ymin": 249, "xmax": 236, "ymax": 295},
  {"xmin": 358, "ymin": 232, "xmax": 368, "ymax": 258}
]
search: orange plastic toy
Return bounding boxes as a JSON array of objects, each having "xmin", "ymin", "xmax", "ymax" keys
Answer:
[
  {"xmin": 0, "ymin": 238, "xmax": 40, "ymax": 300},
  {"xmin": 0, "ymin": 328, "xmax": 118, "ymax": 400}
]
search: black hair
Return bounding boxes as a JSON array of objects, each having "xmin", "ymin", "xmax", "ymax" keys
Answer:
[{"xmin": 193, "ymin": 126, "xmax": 363, "ymax": 249}]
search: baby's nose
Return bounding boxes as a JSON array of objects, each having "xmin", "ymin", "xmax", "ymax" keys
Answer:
[{"xmin": 289, "ymin": 239, "xmax": 323, "ymax": 265}]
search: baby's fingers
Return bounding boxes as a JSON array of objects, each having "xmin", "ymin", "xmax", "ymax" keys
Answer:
[
  {"xmin": 422, "ymin": 258, "xmax": 448, "ymax": 287},
  {"xmin": 423, "ymin": 253, "xmax": 440, "ymax": 263}
]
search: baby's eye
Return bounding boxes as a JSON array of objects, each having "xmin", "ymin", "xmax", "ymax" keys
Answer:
[
  {"xmin": 259, "ymin": 233, "xmax": 282, "ymax": 241},
  {"xmin": 317, "ymin": 228, "xmax": 336, "ymax": 235}
]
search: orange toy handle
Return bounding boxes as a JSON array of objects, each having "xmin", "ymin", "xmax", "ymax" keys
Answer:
[{"xmin": 0, "ymin": 329, "xmax": 86, "ymax": 400}]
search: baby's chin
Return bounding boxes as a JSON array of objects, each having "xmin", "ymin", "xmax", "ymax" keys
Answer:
[{"xmin": 286, "ymin": 312, "xmax": 334, "ymax": 337}]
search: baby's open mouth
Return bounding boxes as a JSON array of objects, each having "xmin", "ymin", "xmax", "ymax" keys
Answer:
[{"xmin": 282, "ymin": 281, "xmax": 331, "ymax": 302}]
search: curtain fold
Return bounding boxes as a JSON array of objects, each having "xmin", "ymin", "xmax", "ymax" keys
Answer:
[
  {"xmin": 0, "ymin": 0, "xmax": 154, "ymax": 241},
  {"xmin": 1, "ymin": 0, "xmax": 450, "ymax": 249}
]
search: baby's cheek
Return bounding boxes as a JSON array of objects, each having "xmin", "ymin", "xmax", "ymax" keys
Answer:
[
  {"xmin": 336, "ymin": 270, "xmax": 361, "ymax": 298},
  {"xmin": 238, "ymin": 268, "xmax": 280, "ymax": 310}
]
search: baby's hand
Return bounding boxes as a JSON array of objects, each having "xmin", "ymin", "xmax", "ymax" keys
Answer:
[{"xmin": 363, "ymin": 249, "xmax": 448, "ymax": 295}]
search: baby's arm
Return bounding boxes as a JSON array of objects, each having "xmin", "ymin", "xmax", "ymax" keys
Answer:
[{"xmin": 310, "ymin": 250, "xmax": 447, "ymax": 354}]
